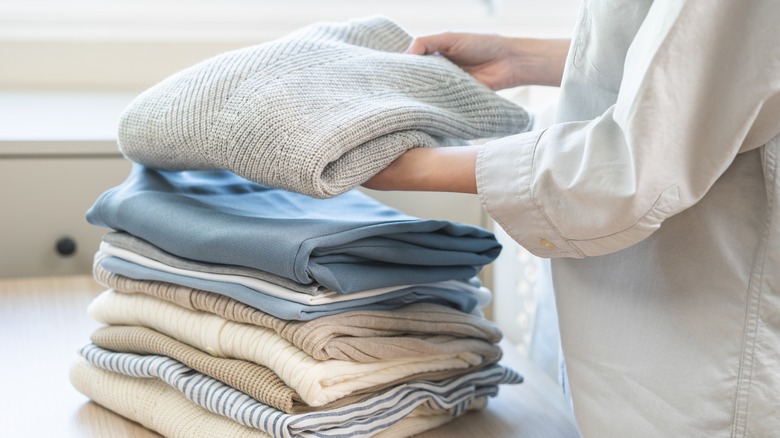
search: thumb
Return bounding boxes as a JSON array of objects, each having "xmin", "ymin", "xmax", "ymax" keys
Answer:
[
  {"xmin": 403, "ymin": 34, "xmax": 453, "ymax": 55},
  {"xmin": 403, "ymin": 38, "xmax": 430, "ymax": 55}
]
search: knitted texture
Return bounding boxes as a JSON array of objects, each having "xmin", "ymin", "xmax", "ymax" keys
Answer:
[
  {"xmin": 90, "ymin": 325, "xmax": 304, "ymax": 413},
  {"xmin": 90, "ymin": 324, "xmax": 492, "ymax": 415},
  {"xmin": 69, "ymin": 358, "xmax": 482, "ymax": 438},
  {"xmin": 91, "ymin": 325, "xmax": 433, "ymax": 414},
  {"xmin": 70, "ymin": 358, "xmax": 269, "ymax": 438},
  {"xmin": 94, "ymin": 264, "xmax": 503, "ymax": 362},
  {"xmin": 87, "ymin": 289, "xmax": 496, "ymax": 406},
  {"xmin": 117, "ymin": 16, "xmax": 530, "ymax": 198},
  {"xmin": 78, "ymin": 344, "xmax": 516, "ymax": 438}
]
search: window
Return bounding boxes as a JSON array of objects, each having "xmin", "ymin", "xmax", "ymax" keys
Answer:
[{"xmin": 0, "ymin": 0, "xmax": 579, "ymax": 90}]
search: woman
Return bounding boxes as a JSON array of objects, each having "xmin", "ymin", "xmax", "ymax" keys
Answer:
[{"xmin": 366, "ymin": 1, "xmax": 780, "ymax": 436}]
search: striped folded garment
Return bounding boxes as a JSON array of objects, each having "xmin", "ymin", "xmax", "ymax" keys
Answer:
[
  {"xmin": 88, "ymin": 290, "xmax": 503, "ymax": 406},
  {"xmin": 89, "ymin": 325, "xmax": 375, "ymax": 413},
  {"xmin": 74, "ymin": 344, "xmax": 521, "ymax": 438},
  {"xmin": 71, "ymin": 357, "xmax": 478, "ymax": 438}
]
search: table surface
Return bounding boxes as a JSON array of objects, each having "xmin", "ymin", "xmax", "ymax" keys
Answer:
[{"xmin": 0, "ymin": 275, "xmax": 580, "ymax": 438}]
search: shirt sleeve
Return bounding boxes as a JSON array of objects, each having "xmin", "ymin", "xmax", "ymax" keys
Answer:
[{"xmin": 477, "ymin": 0, "xmax": 780, "ymax": 258}]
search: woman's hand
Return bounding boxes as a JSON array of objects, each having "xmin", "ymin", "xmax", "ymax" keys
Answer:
[
  {"xmin": 406, "ymin": 33, "xmax": 570, "ymax": 90},
  {"xmin": 363, "ymin": 34, "xmax": 571, "ymax": 194}
]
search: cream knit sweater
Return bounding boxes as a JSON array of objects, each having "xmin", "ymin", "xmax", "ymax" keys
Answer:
[
  {"xmin": 118, "ymin": 16, "xmax": 529, "ymax": 198},
  {"xmin": 70, "ymin": 358, "xmax": 471, "ymax": 438},
  {"xmin": 88, "ymin": 290, "xmax": 492, "ymax": 407}
]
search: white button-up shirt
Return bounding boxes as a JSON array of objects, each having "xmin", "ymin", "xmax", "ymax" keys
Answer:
[{"xmin": 477, "ymin": 0, "xmax": 780, "ymax": 436}]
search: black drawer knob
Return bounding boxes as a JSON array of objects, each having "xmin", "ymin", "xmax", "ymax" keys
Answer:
[{"xmin": 55, "ymin": 237, "xmax": 77, "ymax": 257}]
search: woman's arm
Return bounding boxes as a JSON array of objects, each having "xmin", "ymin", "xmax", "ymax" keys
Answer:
[{"xmin": 364, "ymin": 35, "xmax": 569, "ymax": 194}]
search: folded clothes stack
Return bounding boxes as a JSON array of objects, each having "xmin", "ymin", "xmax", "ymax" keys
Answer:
[
  {"xmin": 72, "ymin": 166, "xmax": 523, "ymax": 437},
  {"xmin": 72, "ymin": 15, "xmax": 529, "ymax": 438}
]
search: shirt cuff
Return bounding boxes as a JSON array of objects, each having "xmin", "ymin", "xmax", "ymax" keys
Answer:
[{"xmin": 476, "ymin": 130, "xmax": 584, "ymax": 259}]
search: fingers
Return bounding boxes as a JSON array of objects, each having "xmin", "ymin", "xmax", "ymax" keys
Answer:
[{"xmin": 404, "ymin": 33, "xmax": 456, "ymax": 56}]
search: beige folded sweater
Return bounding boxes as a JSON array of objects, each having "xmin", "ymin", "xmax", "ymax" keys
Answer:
[
  {"xmin": 90, "ymin": 325, "xmax": 470, "ymax": 414},
  {"xmin": 117, "ymin": 16, "xmax": 529, "ymax": 198},
  {"xmin": 91, "ymin": 325, "xmax": 496, "ymax": 415},
  {"xmin": 70, "ymin": 358, "xmax": 475, "ymax": 438},
  {"xmin": 88, "ymin": 290, "xmax": 495, "ymax": 406},
  {"xmin": 94, "ymin": 264, "xmax": 503, "ymax": 362},
  {"xmin": 91, "ymin": 325, "xmax": 308, "ymax": 413}
]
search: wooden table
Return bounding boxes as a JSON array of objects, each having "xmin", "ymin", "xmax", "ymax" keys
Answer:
[{"xmin": 0, "ymin": 275, "xmax": 580, "ymax": 437}]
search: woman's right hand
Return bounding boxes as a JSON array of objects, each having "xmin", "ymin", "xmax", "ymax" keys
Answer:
[{"xmin": 406, "ymin": 33, "xmax": 570, "ymax": 90}]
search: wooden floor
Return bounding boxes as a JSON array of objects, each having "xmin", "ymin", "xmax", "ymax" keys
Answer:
[{"xmin": 0, "ymin": 275, "xmax": 580, "ymax": 437}]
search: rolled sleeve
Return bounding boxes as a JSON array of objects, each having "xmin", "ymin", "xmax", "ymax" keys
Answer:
[
  {"xmin": 477, "ymin": 130, "xmax": 583, "ymax": 258},
  {"xmin": 477, "ymin": 0, "xmax": 778, "ymax": 259}
]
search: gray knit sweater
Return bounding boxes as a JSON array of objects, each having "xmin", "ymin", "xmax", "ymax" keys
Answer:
[{"xmin": 118, "ymin": 16, "xmax": 530, "ymax": 198}]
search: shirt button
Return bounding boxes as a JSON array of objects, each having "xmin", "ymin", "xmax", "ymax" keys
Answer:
[
  {"xmin": 206, "ymin": 346, "xmax": 217, "ymax": 355},
  {"xmin": 539, "ymin": 239, "xmax": 557, "ymax": 250}
]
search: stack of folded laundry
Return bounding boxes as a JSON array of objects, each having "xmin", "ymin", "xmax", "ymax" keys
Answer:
[
  {"xmin": 71, "ymin": 15, "xmax": 530, "ymax": 438},
  {"xmin": 72, "ymin": 166, "xmax": 523, "ymax": 437}
]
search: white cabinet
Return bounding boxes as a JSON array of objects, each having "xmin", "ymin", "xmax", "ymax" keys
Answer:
[
  {"xmin": 0, "ymin": 156, "xmax": 131, "ymax": 277},
  {"xmin": 0, "ymin": 92, "xmax": 136, "ymax": 278}
]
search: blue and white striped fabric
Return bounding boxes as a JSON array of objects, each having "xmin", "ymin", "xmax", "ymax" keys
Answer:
[{"xmin": 80, "ymin": 344, "xmax": 522, "ymax": 438}]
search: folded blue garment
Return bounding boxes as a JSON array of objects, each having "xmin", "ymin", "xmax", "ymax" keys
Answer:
[
  {"xmin": 99, "ymin": 256, "xmax": 484, "ymax": 321},
  {"xmin": 87, "ymin": 165, "xmax": 502, "ymax": 293}
]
